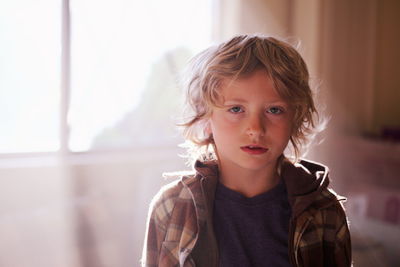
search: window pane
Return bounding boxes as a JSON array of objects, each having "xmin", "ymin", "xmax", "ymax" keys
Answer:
[
  {"xmin": 0, "ymin": 0, "xmax": 61, "ymax": 153},
  {"xmin": 69, "ymin": 0, "xmax": 212, "ymax": 151}
]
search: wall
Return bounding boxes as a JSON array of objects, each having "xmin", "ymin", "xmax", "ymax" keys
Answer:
[
  {"xmin": 0, "ymin": 161, "xmax": 79, "ymax": 267},
  {"xmin": 374, "ymin": 0, "xmax": 400, "ymax": 133},
  {"xmin": 318, "ymin": 0, "xmax": 400, "ymax": 136},
  {"xmin": 215, "ymin": 0, "xmax": 291, "ymax": 41},
  {"xmin": 0, "ymin": 149, "xmax": 186, "ymax": 267}
]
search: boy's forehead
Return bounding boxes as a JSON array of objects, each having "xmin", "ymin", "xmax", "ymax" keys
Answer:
[{"xmin": 218, "ymin": 71, "xmax": 285, "ymax": 103}]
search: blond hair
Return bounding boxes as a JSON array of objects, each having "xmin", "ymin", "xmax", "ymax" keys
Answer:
[{"xmin": 180, "ymin": 34, "xmax": 323, "ymax": 166}]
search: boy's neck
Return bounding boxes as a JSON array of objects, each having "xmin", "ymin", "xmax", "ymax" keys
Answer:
[{"xmin": 217, "ymin": 160, "xmax": 280, "ymax": 198}]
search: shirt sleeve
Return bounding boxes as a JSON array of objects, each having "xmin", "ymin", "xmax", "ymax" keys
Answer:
[
  {"xmin": 334, "ymin": 202, "xmax": 353, "ymax": 267},
  {"xmin": 141, "ymin": 192, "xmax": 169, "ymax": 267}
]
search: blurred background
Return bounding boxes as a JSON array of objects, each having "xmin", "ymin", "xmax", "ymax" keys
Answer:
[{"xmin": 0, "ymin": 0, "xmax": 399, "ymax": 266}]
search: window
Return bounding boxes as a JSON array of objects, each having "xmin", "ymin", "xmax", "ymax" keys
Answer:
[
  {"xmin": 0, "ymin": 0, "xmax": 61, "ymax": 153},
  {"xmin": 0, "ymin": 0, "xmax": 213, "ymax": 154}
]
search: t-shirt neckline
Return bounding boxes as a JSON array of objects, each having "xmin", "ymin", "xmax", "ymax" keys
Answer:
[{"xmin": 215, "ymin": 178, "xmax": 287, "ymax": 206}]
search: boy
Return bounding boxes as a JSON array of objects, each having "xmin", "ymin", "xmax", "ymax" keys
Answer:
[{"xmin": 141, "ymin": 35, "xmax": 352, "ymax": 267}]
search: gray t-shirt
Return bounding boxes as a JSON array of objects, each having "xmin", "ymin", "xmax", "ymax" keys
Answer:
[{"xmin": 213, "ymin": 178, "xmax": 292, "ymax": 267}]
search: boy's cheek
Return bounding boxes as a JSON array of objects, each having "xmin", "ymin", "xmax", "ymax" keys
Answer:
[
  {"xmin": 211, "ymin": 113, "xmax": 237, "ymax": 128},
  {"xmin": 211, "ymin": 122, "xmax": 238, "ymax": 140},
  {"xmin": 212, "ymin": 126, "xmax": 233, "ymax": 139}
]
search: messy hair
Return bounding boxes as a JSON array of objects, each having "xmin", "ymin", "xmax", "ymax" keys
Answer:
[{"xmin": 179, "ymin": 34, "xmax": 324, "ymax": 166}]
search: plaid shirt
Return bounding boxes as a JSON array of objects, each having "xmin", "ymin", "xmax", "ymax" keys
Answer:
[{"xmin": 141, "ymin": 159, "xmax": 352, "ymax": 267}]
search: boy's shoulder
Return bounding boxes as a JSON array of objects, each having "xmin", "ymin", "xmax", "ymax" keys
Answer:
[
  {"xmin": 147, "ymin": 171, "xmax": 201, "ymax": 229},
  {"xmin": 150, "ymin": 171, "xmax": 199, "ymax": 210},
  {"xmin": 282, "ymin": 158, "xmax": 347, "ymax": 214}
]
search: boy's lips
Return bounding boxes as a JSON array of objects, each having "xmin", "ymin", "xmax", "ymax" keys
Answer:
[{"xmin": 240, "ymin": 144, "xmax": 268, "ymax": 155}]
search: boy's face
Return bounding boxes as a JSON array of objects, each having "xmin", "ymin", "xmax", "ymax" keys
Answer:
[{"xmin": 208, "ymin": 69, "xmax": 294, "ymax": 174}]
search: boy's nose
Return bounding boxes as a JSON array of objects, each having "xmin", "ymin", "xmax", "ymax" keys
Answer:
[{"xmin": 245, "ymin": 115, "xmax": 266, "ymax": 138}]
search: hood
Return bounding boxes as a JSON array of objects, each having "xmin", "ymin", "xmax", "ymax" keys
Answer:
[
  {"xmin": 193, "ymin": 158, "xmax": 343, "ymax": 218},
  {"xmin": 281, "ymin": 158, "xmax": 344, "ymax": 218}
]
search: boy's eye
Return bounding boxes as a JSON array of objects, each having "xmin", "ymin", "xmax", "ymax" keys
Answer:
[
  {"xmin": 268, "ymin": 107, "xmax": 284, "ymax": 114},
  {"xmin": 228, "ymin": 106, "xmax": 243, "ymax": 113}
]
